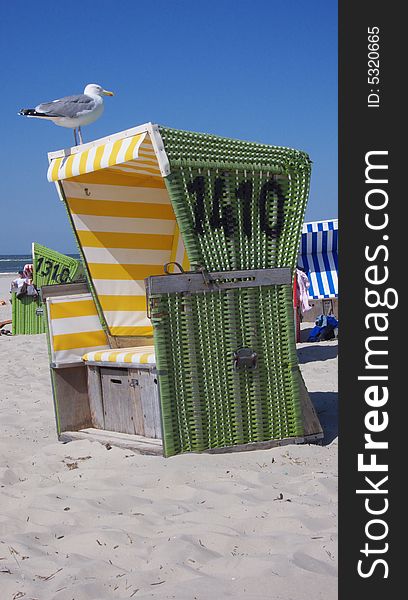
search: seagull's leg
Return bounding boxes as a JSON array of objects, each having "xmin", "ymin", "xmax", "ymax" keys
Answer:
[
  {"xmin": 73, "ymin": 128, "xmax": 78, "ymax": 146},
  {"xmin": 78, "ymin": 127, "xmax": 84, "ymax": 145}
]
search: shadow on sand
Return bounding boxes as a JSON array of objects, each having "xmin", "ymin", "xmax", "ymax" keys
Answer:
[
  {"xmin": 297, "ymin": 328, "xmax": 338, "ymax": 444},
  {"xmin": 309, "ymin": 391, "xmax": 338, "ymax": 445},
  {"xmin": 297, "ymin": 344, "xmax": 338, "ymax": 364}
]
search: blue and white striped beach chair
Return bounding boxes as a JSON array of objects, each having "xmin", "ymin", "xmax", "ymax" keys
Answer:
[{"xmin": 298, "ymin": 219, "xmax": 338, "ymax": 300}]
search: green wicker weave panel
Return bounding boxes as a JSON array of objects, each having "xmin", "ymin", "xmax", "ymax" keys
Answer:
[
  {"xmin": 159, "ymin": 126, "xmax": 311, "ymax": 271},
  {"xmin": 151, "ymin": 284, "xmax": 303, "ymax": 457},
  {"xmin": 11, "ymin": 292, "xmax": 45, "ymax": 335},
  {"xmin": 33, "ymin": 242, "xmax": 85, "ymax": 288},
  {"xmin": 149, "ymin": 127, "xmax": 312, "ymax": 455}
]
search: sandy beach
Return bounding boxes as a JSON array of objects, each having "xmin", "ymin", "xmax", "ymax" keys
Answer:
[{"xmin": 0, "ymin": 272, "xmax": 338, "ymax": 599}]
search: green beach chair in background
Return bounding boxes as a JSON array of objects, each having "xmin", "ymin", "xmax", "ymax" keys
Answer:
[{"xmin": 12, "ymin": 242, "xmax": 84, "ymax": 335}]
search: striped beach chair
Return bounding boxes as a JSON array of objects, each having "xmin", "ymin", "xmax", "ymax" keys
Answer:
[
  {"xmin": 298, "ymin": 219, "xmax": 338, "ymax": 300},
  {"xmin": 45, "ymin": 123, "xmax": 323, "ymax": 455}
]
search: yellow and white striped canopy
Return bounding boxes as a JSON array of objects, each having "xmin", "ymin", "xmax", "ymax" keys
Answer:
[
  {"xmin": 47, "ymin": 132, "xmax": 149, "ymax": 182},
  {"xmin": 47, "ymin": 293, "xmax": 109, "ymax": 366},
  {"xmin": 48, "ymin": 124, "xmax": 189, "ymax": 339},
  {"xmin": 82, "ymin": 346, "xmax": 156, "ymax": 366}
]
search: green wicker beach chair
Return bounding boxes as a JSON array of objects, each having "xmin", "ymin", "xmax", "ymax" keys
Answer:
[
  {"xmin": 46, "ymin": 123, "xmax": 322, "ymax": 455},
  {"xmin": 12, "ymin": 242, "xmax": 84, "ymax": 335}
]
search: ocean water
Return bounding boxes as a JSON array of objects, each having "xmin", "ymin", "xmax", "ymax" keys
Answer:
[
  {"xmin": 0, "ymin": 255, "xmax": 32, "ymax": 275},
  {"xmin": 0, "ymin": 254, "xmax": 80, "ymax": 275}
]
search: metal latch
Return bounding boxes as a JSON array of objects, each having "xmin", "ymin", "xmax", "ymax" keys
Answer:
[
  {"xmin": 233, "ymin": 348, "xmax": 257, "ymax": 371},
  {"xmin": 129, "ymin": 379, "xmax": 139, "ymax": 388},
  {"xmin": 35, "ymin": 307, "xmax": 44, "ymax": 316}
]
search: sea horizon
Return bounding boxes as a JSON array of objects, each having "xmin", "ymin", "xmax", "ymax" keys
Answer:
[{"xmin": 0, "ymin": 254, "xmax": 80, "ymax": 275}]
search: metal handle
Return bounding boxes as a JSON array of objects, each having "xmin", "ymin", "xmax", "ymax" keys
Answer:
[{"xmin": 163, "ymin": 262, "xmax": 185, "ymax": 274}]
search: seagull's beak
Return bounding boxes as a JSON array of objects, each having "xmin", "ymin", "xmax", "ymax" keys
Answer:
[{"xmin": 102, "ymin": 89, "xmax": 114, "ymax": 96}]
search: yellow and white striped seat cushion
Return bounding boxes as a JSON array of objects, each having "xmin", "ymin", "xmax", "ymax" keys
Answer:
[
  {"xmin": 47, "ymin": 293, "xmax": 109, "ymax": 366},
  {"xmin": 82, "ymin": 346, "xmax": 156, "ymax": 366}
]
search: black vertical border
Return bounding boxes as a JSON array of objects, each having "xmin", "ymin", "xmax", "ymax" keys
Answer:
[{"xmin": 339, "ymin": 1, "xmax": 404, "ymax": 598}]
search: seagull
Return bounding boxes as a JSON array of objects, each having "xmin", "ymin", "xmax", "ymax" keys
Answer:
[{"xmin": 18, "ymin": 83, "xmax": 114, "ymax": 145}]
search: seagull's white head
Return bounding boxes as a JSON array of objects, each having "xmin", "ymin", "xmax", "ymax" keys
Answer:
[{"xmin": 84, "ymin": 84, "xmax": 114, "ymax": 97}]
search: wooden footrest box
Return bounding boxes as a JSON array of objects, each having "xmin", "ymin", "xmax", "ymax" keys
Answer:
[{"xmin": 83, "ymin": 347, "xmax": 162, "ymax": 439}]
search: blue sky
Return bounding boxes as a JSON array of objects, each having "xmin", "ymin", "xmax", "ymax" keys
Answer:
[{"xmin": 0, "ymin": 0, "xmax": 337, "ymax": 255}]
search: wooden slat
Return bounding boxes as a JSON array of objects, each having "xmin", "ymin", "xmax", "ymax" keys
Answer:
[
  {"xmin": 59, "ymin": 428, "xmax": 163, "ymax": 455},
  {"xmin": 87, "ymin": 366, "xmax": 105, "ymax": 429},
  {"xmin": 128, "ymin": 373, "xmax": 145, "ymax": 436},
  {"xmin": 206, "ymin": 435, "xmax": 322, "ymax": 454},
  {"xmin": 41, "ymin": 282, "xmax": 89, "ymax": 300},
  {"xmin": 138, "ymin": 370, "xmax": 162, "ymax": 439},
  {"xmin": 108, "ymin": 335, "xmax": 154, "ymax": 349},
  {"xmin": 146, "ymin": 267, "xmax": 292, "ymax": 295},
  {"xmin": 100, "ymin": 367, "xmax": 137, "ymax": 435},
  {"xmin": 58, "ymin": 428, "xmax": 321, "ymax": 456},
  {"xmin": 53, "ymin": 366, "xmax": 92, "ymax": 433},
  {"xmin": 297, "ymin": 370, "xmax": 324, "ymax": 438}
]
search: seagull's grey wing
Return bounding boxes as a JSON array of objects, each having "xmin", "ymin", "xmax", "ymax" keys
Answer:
[{"xmin": 35, "ymin": 94, "xmax": 96, "ymax": 118}]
